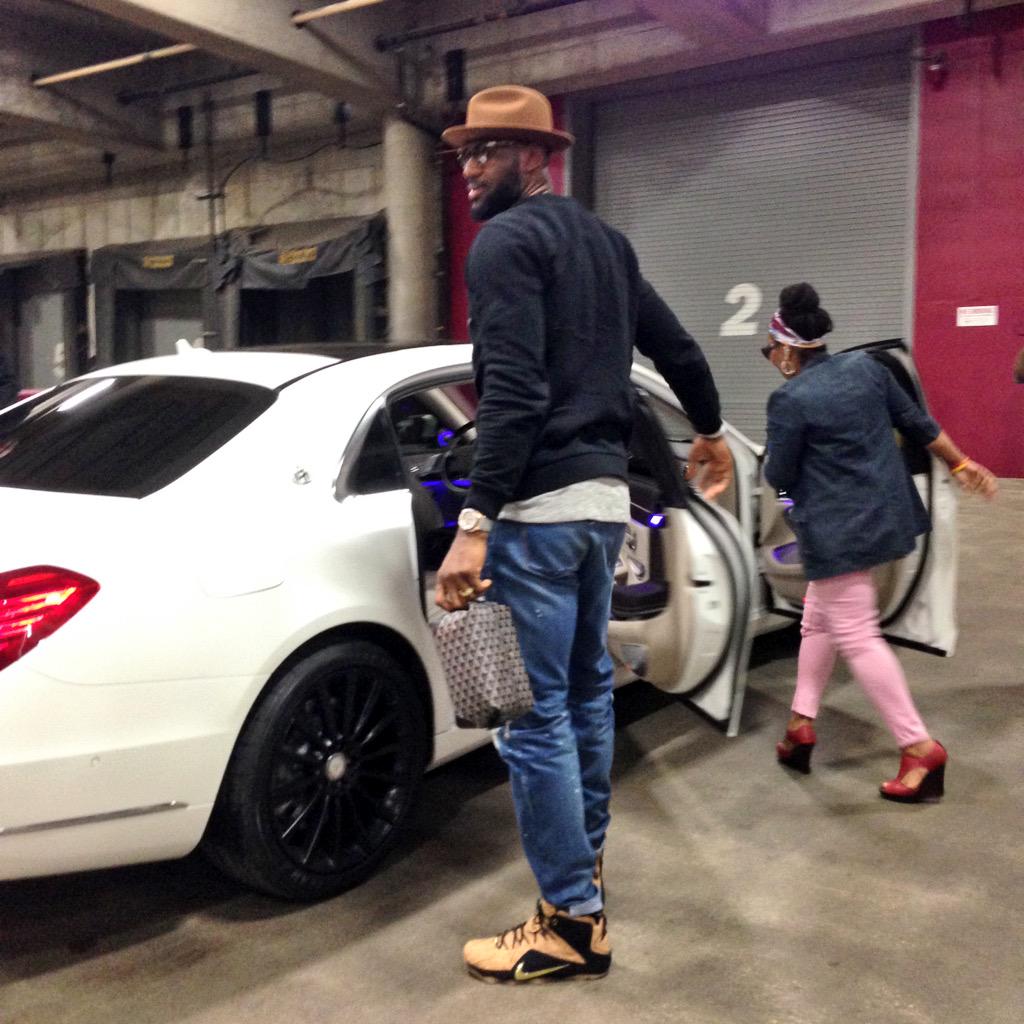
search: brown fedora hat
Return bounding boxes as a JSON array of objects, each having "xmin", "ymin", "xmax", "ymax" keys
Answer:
[{"xmin": 442, "ymin": 85, "xmax": 574, "ymax": 151}]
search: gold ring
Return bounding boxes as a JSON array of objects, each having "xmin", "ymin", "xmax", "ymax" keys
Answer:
[{"xmin": 458, "ymin": 587, "xmax": 475, "ymax": 598}]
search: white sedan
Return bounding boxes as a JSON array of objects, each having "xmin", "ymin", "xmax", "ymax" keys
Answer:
[{"xmin": 0, "ymin": 341, "xmax": 957, "ymax": 899}]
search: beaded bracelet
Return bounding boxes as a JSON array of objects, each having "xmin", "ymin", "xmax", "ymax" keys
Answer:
[{"xmin": 950, "ymin": 457, "xmax": 971, "ymax": 475}]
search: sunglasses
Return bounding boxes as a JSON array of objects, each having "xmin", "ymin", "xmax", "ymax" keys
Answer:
[
  {"xmin": 761, "ymin": 341, "xmax": 778, "ymax": 361},
  {"xmin": 455, "ymin": 140, "xmax": 520, "ymax": 169}
]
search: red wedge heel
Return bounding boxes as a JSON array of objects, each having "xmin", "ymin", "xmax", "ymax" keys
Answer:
[
  {"xmin": 880, "ymin": 741, "xmax": 947, "ymax": 803},
  {"xmin": 776, "ymin": 723, "xmax": 817, "ymax": 775}
]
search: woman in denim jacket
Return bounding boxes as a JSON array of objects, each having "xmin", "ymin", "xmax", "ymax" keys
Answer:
[{"xmin": 763, "ymin": 283, "xmax": 997, "ymax": 802}]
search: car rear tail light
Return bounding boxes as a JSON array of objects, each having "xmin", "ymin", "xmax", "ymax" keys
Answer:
[{"xmin": 0, "ymin": 566, "xmax": 99, "ymax": 672}]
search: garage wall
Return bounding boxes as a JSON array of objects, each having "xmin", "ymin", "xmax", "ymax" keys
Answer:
[
  {"xmin": 0, "ymin": 87, "xmax": 383, "ymax": 259},
  {"xmin": 17, "ymin": 291, "xmax": 76, "ymax": 388},
  {"xmin": 0, "ymin": 143, "xmax": 382, "ymax": 258},
  {"xmin": 0, "ymin": 252, "xmax": 87, "ymax": 389},
  {"xmin": 914, "ymin": 6, "xmax": 1024, "ymax": 478},
  {"xmin": 594, "ymin": 51, "xmax": 914, "ymax": 440}
]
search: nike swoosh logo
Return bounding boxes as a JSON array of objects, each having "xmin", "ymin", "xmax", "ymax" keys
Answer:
[{"xmin": 513, "ymin": 962, "xmax": 570, "ymax": 982}]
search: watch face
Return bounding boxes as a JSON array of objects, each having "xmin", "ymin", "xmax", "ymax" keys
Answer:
[{"xmin": 458, "ymin": 509, "xmax": 480, "ymax": 531}]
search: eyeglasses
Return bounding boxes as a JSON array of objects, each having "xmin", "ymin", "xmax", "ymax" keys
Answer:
[
  {"xmin": 761, "ymin": 341, "xmax": 777, "ymax": 361},
  {"xmin": 455, "ymin": 140, "xmax": 519, "ymax": 169}
]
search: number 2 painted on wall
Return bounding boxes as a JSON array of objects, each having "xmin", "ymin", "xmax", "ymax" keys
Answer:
[{"xmin": 720, "ymin": 283, "xmax": 763, "ymax": 337}]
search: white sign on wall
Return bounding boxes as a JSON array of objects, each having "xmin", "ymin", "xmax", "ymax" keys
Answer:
[
  {"xmin": 720, "ymin": 283, "xmax": 763, "ymax": 336},
  {"xmin": 956, "ymin": 305, "xmax": 999, "ymax": 327}
]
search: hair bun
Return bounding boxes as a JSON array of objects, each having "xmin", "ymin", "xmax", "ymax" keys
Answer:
[{"xmin": 779, "ymin": 282, "xmax": 820, "ymax": 314}]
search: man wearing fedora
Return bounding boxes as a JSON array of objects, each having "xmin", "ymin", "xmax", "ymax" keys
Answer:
[{"xmin": 436, "ymin": 84, "xmax": 731, "ymax": 983}]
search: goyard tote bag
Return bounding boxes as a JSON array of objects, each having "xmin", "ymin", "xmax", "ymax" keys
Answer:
[{"xmin": 434, "ymin": 600, "xmax": 533, "ymax": 729}]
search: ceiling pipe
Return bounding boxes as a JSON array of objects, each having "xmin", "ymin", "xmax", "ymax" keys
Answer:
[
  {"xmin": 33, "ymin": 0, "xmax": 383, "ymax": 91},
  {"xmin": 292, "ymin": 0, "xmax": 386, "ymax": 27},
  {"xmin": 118, "ymin": 70, "xmax": 258, "ymax": 105},
  {"xmin": 375, "ymin": 0, "xmax": 589, "ymax": 52},
  {"xmin": 32, "ymin": 43, "xmax": 197, "ymax": 88}
]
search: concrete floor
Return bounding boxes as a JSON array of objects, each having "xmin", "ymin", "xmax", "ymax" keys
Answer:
[{"xmin": 2, "ymin": 482, "xmax": 1022, "ymax": 1024}]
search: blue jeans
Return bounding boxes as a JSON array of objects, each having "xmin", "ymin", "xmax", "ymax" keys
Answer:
[{"xmin": 485, "ymin": 519, "xmax": 626, "ymax": 916}]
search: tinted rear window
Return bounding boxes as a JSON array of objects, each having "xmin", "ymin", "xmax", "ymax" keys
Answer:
[{"xmin": 0, "ymin": 376, "xmax": 276, "ymax": 498}]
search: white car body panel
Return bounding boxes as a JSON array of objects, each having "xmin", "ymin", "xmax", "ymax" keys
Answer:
[
  {"xmin": 79, "ymin": 349, "xmax": 340, "ymax": 387},
  {"xmin": 1, "ymin": 350, "xmax": 485, "ymax": 879},
  {"xmin": 0, "ymin": 343, "xmax": 951, "ymax": 883}
]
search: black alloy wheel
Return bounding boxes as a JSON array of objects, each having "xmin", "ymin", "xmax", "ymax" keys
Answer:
[{"xmin": 204, "ymin": 641, "xmax": 427, "ymax": 900}]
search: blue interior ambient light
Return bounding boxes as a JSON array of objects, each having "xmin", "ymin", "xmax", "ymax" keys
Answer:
[
  {"xmin": 648, "ymin": 513, "xmax": 665, "ymax": 528},
  {"xmin": 420, "ymin": 478, "xmax": 472, "ymax": 491},
  {"xmin": 772, "ymin": 541, "xmax": 801, "ymax": 566},
  {"xmin": 437, "ymin": 429, "xmax": 455, "ymax": 448}
]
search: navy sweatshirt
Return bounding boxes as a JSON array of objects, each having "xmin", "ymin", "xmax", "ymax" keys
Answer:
[{"xmin": 463, "ymin": 194, "xmax": 721, "ymax": 520}]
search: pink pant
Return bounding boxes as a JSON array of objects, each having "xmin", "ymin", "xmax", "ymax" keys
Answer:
[{"xmin": 793, "ymin": 570, "xmax": 929, "ymax": 747}]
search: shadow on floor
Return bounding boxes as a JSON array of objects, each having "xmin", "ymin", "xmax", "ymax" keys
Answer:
[
  {"xmin": 0, "ymin": 630, "xmax": 837, "ymax": 995},
  {"xmin": 0, "ymin": 678, "xmax": 717, "ymax": 984}
]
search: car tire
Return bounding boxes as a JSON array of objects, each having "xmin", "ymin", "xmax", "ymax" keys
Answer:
[{"xmin": 203, "ymin": 640, "xmax": 428, "ymax": 900}]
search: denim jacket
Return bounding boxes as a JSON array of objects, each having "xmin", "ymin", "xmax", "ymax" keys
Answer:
[{"xmin": 765, "ymin": 350, "xmax": 940, "ymax": 580}]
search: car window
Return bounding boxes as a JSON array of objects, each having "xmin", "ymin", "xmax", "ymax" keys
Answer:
[
  {"xmin": 347, "ymin": 410, "xmax": 406, "ymax": 495},
  {"xmin": 389, "ymin": 384, "xmax": 478, "ymax": 461},
  {"xmin": 385, "ymin": 381, "xmax": 479, "ymax": 526},
  {"xmin": 342, "ymin": 381, "xmax": 479, "ymax": 503},
  {"xmin": 0, "ymin": 375, "xmax": 276, "ymax": 498}
]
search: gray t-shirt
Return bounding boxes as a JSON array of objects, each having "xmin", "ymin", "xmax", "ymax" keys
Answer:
[{"xmin": 498, "ymin": 476, "xmax": 630, "ymax": 525}]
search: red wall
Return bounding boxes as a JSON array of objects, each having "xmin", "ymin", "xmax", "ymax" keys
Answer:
[
  {"xmin": 915, "ymin": 6, "xmax": 1024, "ymax": 477},
  {"xmin": 443, "ymin": 97, "xmax": 566, "ymax": 342}
]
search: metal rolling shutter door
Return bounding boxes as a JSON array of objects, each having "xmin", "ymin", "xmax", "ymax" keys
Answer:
[{"xmin": 595, "ymin": 52, "xmax": 913, "ymax": 440}]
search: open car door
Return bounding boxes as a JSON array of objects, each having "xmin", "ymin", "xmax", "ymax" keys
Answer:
[
  {"xmin": 386, "ymin": 367, "xmax": 758, "ymax": 736},
  {"xmin": 608, "ymin": 379, "xmax": 756, "ymax": 735},
  {"xmin": 757, "ymin": 339, "xmax": 958, "ymax": 655}
]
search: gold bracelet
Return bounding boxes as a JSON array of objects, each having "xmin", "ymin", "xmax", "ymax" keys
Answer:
[{"xmin": 950, "ymin": 457, "xmax": 971, "ymax": 475}]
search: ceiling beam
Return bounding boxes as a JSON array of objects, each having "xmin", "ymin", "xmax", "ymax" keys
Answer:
[
  {"xmin": 0, "ymin": 50, "xmax": 164, "ymax": 150},
  {"xmin": 636, "ymin": 0, "xmax": 768, "ymax": 47},
  {"xmin": 69, "ymin": 0, "xmax": 397, "ymax": 110},
  {"xmin": 769, "ymin": 0, "xmax": 1013, "ymax": 35}
]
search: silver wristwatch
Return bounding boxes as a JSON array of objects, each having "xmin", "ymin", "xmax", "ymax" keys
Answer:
[{"xmin": 457, "ymin": 508, "xmax": 492, "ymax": 534}]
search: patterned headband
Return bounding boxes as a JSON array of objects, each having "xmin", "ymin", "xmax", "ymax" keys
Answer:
[{"xmin": 769, "ymin": 309, "xmax": 825, "ymax": 349}]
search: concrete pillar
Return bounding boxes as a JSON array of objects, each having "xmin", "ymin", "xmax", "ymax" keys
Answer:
[{"xmin": 383, "ymin": 114, "xmax": 440, "ymax": 345}]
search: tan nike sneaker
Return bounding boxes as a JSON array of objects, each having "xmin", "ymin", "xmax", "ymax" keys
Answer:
[{"xmin": 463, "ymin": 900, "xmax": 611, "ymax": 984}]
